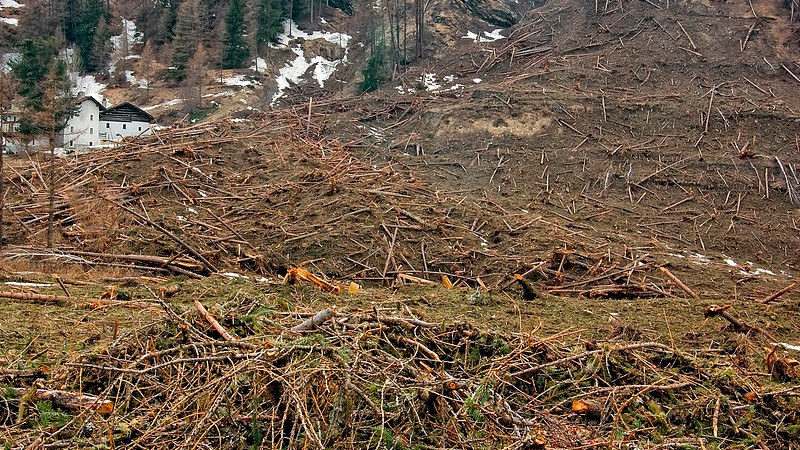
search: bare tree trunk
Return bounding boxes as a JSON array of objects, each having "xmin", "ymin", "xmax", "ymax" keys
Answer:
[
  {"xmin": 403, "ymin": 0, "xmax": 408, "ymax": 64},
  {"xmin": 0, "ymin": 116, "xmax": 4, "ymax": 251},
  {"xmin": 415, "ymin": 0, "xmax": 424, "ymax": 59},
  {"xmin": 47, "ymin": 132, "xmax": 55, "ymax": 248}
]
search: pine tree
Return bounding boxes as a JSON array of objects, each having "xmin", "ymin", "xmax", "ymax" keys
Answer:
[
  {"xmin": 170, "ymin": 0, "xmax": 201, "ymax": 81},
  {"xmin": 255, "ymin": 0, "xmax": 284, "ymax": 46},
  {"xmin": 75, "ymin": 0, "xmax": 109, "ymax": 72},
  {"xmin": 10, "ymin": 38, "xmax": 76, "ymax": 248},
  {"xmin": 87, "ymin": 17, "xmax": 113, "ymax": 74},
  {"xmin": 222, "ymin": 0, "xmax": 250, "ymax": 69},
  {"xmin": 359, "ymin": 38, "xmax": 387, "ymax": 93},
  {"xmin": 10, "ymin": 39, "xmax": 60, "ymax": 111}
]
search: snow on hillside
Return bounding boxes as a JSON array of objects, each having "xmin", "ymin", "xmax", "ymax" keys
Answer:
[
  {"xmin": 0, "ymin": 0, "xmax": 22, "ymax": 26},
  {"xmin": 109, "ymin": 18, "xmax": 143, "ymax": 74},
  {"xmin": 0, "ymin": 0, "xmax": 23, "ymax": 8},
  {"xmin": 268, "ymin": 20, "xmax": 352, "ymax": 105},
  {"xmin": 462, "ymin": 29, "xmax": 506, "ymax": 43}
]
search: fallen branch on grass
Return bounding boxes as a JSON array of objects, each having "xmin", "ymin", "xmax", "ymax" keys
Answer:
[
  {"xmin": 658, "ymin": 266, "xmax": 699, "ymax": 298},
  {"xmin": 759, "ymin": 282, "xmax": 796, "ymax": 304},
  {"xmin": 0, "ymin": 291, "xmax": 160, "ymax": 310},
  {"xmin": 194, "ymin": 298, "xmax": 237, "ymax": 341},
  {"xmin": 290, "ymin": 308, "xmax": 334, "ymax": 332}
]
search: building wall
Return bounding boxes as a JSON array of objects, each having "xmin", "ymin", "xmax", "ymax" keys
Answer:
[
  {"xmin": 100, "ymin": 120, "xmax": 152, "ymax": 142},
  {"xmin": 61, "ymin": 100, "xmax": 102, "ymax": 148}
]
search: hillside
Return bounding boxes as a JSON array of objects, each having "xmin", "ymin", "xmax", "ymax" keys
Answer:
[{"xmin": 2, "ymin": 0, "xmax": 800, "ymax": 448}]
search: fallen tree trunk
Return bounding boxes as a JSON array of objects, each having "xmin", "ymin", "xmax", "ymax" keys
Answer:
[
  {"xmin": 0, "ymin": 291, "xmax": 159, "ymax": 310},
  {"xmin": 14, "ymin": 388, "xmax": 113, "ymax": 414},
  {"xmin": 291, "ymin": 308, "xmax": 334, "ymax": 332}
]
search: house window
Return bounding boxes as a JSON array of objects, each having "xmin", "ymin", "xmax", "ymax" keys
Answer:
[
  {"xmin": 90, "ymin": 114, "xmax": 93, "ymax": 121},
  {"xmin": 70, "ymin": 126, "xmax": 74, "ymax": 132},
  {"xmin": 69, "ymin": 140, "xmax": 73, "ymax": 147},
  {"xmin": 89, "ymin": 142, "xmax": 93, "ymax": 146},
  {"xmin": 90, "ymin": 128, "xmax": 93, "ymax": 135},
  {"xmin": 106, "ymin": 123, "xmax": 110, "ymax": 128},
  {"xmin": 138, "ymin": 126, "xmax": 142, "ymax": 131},
  {"xmin": 122, "ymin": 124, "xmax": 126, "ymax": 130}
]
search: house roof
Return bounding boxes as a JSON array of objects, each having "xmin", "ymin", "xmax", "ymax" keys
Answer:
[
  {"xmin": 79, "ymin": 96, "xmax": 106, "ymax": 111},
  {"xmin": 100, "ymin": 102, "xmax": 154, "ymax": 123}
]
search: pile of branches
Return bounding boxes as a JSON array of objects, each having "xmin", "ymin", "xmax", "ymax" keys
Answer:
[
  {"xmin": 2, "ymin": 112, "xmax": 601, "ymax": 288},
  {"xmin": 2, "ymin": 298, "xmax": 799, "ymax": 449}
]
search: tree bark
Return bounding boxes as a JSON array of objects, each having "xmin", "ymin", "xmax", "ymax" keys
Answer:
[
  {"xmin": 14, "ymin": 388, "xmax": 113, "ymax": 414},
  {"xmin": 290, "ymin": 308, "xmax": 334, "ymax": 332},
  {"xmin": 47, "ymin": 132, "xmax": 55, "ymax": 248}
]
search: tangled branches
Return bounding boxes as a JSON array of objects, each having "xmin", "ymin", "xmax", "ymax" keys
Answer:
[{"xmin": 2, "ymin": 295, "xmax": 799, "ymax": 449}]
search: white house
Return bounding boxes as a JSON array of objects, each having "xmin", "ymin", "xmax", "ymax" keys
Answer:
[
  {"xmin": 1, "ymin": 108, "xmax": 48, "ymax": 154},
  {"xmin": 98, "ymin": 102, "xmax": 154, "ymax": 143},
  {"xmin": 59, "ymin": 97, "xmax": 154, "ymax": 150},
  {"xmin": 60, "ymin": 96, "xmax": 105, "ymax": 149}
]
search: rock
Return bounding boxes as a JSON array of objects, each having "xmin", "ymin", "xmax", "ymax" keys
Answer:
[
  {"xmin": 457, "ymin": 0, "xmax": 518, "ymax": 27},
  {"xmin": 328, "ymin": 0, "xmax": 354, "ymax": 15}
]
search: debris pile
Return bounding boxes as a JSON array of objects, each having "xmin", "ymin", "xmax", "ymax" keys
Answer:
[{"xmin": 2, "ymin": 295, "xmax": 799, "ymax": 449}]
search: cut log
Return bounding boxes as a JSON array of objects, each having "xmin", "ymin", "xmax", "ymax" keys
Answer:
[
  {"xmin": 658, "ymin": 266, "xmax": 699, "ymax": 298},
  {"xmin": 572, "ymin": 399, "xmax": 603, "ymax": 419},
  {"xmin": 290, "ymin": 308, "xmax": 334, "ymax": 332},
  {"xmin": 513, "ymin": 274, "xmax": 539, "ymax": 299},
  {"xmin": 0, "ymin": 291, "xmax": 159, "ymax": 310},
  {"xmin": 14, "ymin": 388, "xmax": 113, "ymax": 414},
  {"xmin": 759, "ymin": 283, "xmax": 796, "ymax": 304}
]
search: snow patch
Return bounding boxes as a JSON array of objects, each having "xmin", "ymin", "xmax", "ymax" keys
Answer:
[
  {"xmin": 0, "ymin": 0, "xmax": 23, "ymax": 8},
  {"xmin": 109, "ymin": 18, "xmax": 143, "ymax": 74},
  {"xmin": 395, "ymin": 85, "xmax": 416, "ymax": 95},
  {"xmin": 110, "ymin": 18, "xmax": 143, "ymax": 53},
  {"xmin": 143, "ymin": 98, "xmax": 184, "ymax": 111},
  {"xmin": 421, "ymin": 73, "xmax": 440, "ymax": 91},
  {"xmin": 1, "ymin": 52, "xmax": 18, "ymax": 72},
  {"xmin": 124, "ymin": 70, "xmax": 149, "ymax": 89},
  {"xmin": 221, "ymin": 272, "xmax": 250, "ymax": 280},
  {"xmin": 778, "ymin": 343, "xmax": 800, "ymax": 352},
  {"xmin": 270, "ymin": 19, "xmax": 351, "ymax": 105},
  {"xmin": 72, "ymin": 74, "xmax": 107, "ymax": 98},
  {"xmin": 688, "ymin": 253, "xmax": 711, "ymax": 265},
  {"xmin": 203, "ymin": 90, "xmax": 236, "ymax": 98},
  {"xmin": 220, "ymin": 74, "xmax": 259, "ymax": 87},
  {"xmin": 462, "ymin": 29, "xmax": 506, "ymax": 43},
  {"xmin": 472, "ymin": 78, "xmax": 482, "ymax": 84},
  {"xmin": 0, "ymin": 17, "xmax": 18, "ymax": 26},
  {"xmin": 250, "ymin": 57, "xmax": 268, "ymax": 73}
]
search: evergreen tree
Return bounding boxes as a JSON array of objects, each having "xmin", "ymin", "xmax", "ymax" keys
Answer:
[
  {"xmin": 359, "ymin": 38, "xmax": 387, "ymax": 93},
  {"xmin": 255, "ymin": 0, "xmax": 284, "ymax": 47},
  {"xmin": 86, "ymin": 16, "xmax": 113, "ymax": 74},
  {"xmin": 10, "ymin": 38, "xmax": 75, "ymax": 138},
  {"xmin": 10, "ymin": 38, "xmax": 77, "ymax": 247},
  {"xmin": 170, "ymin": 0, "xmax": 201, "ymax": 81},
  {"xmin": 75, "ymin": 0, "xmax": 110, "ymax": 72},
  {"xmin": 222, "ymin": 0, "xmax": 250, "ymax": 69},
  {"xmin": 10, "ymin": 39, "xmax": 61, "ymax": 112}
]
